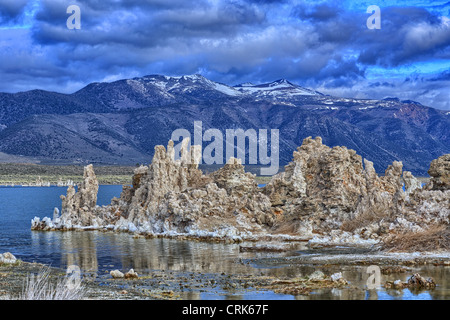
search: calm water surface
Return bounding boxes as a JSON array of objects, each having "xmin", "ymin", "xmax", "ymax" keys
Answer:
[{"xmin": 0, "ymin": 185, "xmax": 448, "ymax": 300}]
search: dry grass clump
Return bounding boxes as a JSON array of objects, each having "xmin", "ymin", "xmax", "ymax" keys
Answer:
[
  {"xmin": 340, "ymin": 204, "xmax": 391, "ymax": 233},
  {"xmin": 272, "ymin": 220, "xmax": 303, "ymax": 236},
  {"xmin": 383, "ymin": 225, "xmax": 450, "ymax": 252}
]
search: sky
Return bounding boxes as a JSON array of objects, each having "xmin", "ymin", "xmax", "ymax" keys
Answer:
[{"xmin": 0, "ymin": 0, "xmax": 449, "ymax": 110}]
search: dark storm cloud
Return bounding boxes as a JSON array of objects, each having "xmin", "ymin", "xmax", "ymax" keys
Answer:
[
  {"xmin": 291, "ymin": 3, "xmax": 450, "ymax": 68},
  {"xmin": 292, "ymin": 1, "xmax": 343, "ymax": 21},
  {"xmin": 33, "ymin": 0, "xmax": 266, "ymax": 46},
  {"xmin": 245, "ymin": 0, "xmax": 287, "ymax": 4},
  {"xmin": 428, "ymin": 69, "xmax": 450, "ymax": 81},
  {"xmin": 1, "ymin": 0, "xmax": 449, "ymax": 110},
  {"xmin": 0, "ymin": 0, "xmax": 28, "ymax": 24},
  {"xmin": 356, "ymin": 6, "xmax": 450, "ymax": 67},
  {"xmin": 369, "ymin": 81, "xmax": 396, "ymax": 88},
  {"xmin": 26, "ymin": 1, "xmax": 450, "ymax": 76},
  {"xmin": 25, "ymin": 0, "xmax": 270, "ymax": 86}
]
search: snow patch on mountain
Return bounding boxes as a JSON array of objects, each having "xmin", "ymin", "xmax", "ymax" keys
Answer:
[
  {"xmin": 359, "ymin": 105, "xmax": 377, "ymax": 110},
  {"xmin": 234, "ymin": 79, "xmax": 320, "ymax": 97},
  {"xmin": 212, "ymin": 82, "xmax": 242, "ymax": 96}
]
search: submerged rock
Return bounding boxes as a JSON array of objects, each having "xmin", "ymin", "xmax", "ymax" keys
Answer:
[
  {"xmin": 407, "ymin": 273, "xmax": 436, "ymax": 288},
  {"xmin": 385, "ymin": 273, "xmax": 436, "ymax": 289},
  {"xmin": 330, "ymin": 272, "xmax": 347, "ymax": 285},
  {"xmin": 308, "ymin": 270, "xmax": 325, "ymax": 281}
]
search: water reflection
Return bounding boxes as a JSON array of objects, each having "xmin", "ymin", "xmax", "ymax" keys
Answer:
[
  {"xmin": 29, "ymin": 230, "xmax": 450, "ymax": 300},
  {"xmin": 30, "ymin": 230, "xmax": 288, "ymax": 275}
]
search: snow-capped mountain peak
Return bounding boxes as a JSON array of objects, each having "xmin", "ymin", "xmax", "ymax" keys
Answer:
[
  {"xmin": 134, "ymin": 74, "xmax": 239, "ymax": 95},
  {"xmin": 234, "ymin": 79, "xmax": 321, "ymax": 97},
  {"xmin": 95, "ymin": 74, "xmax": 322, "ymax": 107},
  {"xmin": 133, "ymin": 75, "xmax": 322, "ymax": 99}
]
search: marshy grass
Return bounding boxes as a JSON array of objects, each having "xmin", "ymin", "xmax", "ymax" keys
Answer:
[{"xmin": 14, "ymin": 266, "xmax": 87, "ymax": 300}]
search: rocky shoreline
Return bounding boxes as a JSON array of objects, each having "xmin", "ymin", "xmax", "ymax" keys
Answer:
[{"xmin": 31, "ymin": 137, "xmax": 449, "ymax": 252}]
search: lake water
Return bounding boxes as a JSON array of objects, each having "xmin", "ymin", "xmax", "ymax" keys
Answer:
[
  {"xmin": 0, "ymin": 185, "xmax": 122, "ymax": 265},
  {"xmin": 0, "ymin": 185, "xmax": 448, "ymax": 300},
  {"xmin": 0, "ymin": 185, "xmax": 266, "ymax": 273}
]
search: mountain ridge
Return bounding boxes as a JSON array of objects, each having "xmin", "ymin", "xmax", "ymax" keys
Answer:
[{"xmin": 0, "ymin": 74, "xmax": 448, "ymax": 175}]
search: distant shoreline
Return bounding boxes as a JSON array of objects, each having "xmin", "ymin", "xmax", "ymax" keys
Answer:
[
  {"xmin": 0, "ymin": 163, "xmax": 280, "ymax": 186},
  {"xmin": 0, "ymin": 176, "xmax": 133, "ymax": 187},
  {"xmin": 0, "ymin": 163, "xmax": 136, "ymax": 186}
]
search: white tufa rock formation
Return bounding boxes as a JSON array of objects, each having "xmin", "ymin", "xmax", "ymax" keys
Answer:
[
  {"xmin": 0, "ymin": 252, "xmax": 17, "ymax": 264},
  {"xmin": 32, "ymin": 164, "xmax": 100, "ymax": 230},
  {"xmin": 31, "ymin": 137, "xmax": 450, "ymax": 249}
]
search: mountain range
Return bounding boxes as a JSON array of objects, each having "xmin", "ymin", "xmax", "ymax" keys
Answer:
[{"xmin": 0, "ymin": 74, "xmax": 449, "ymax": 175}]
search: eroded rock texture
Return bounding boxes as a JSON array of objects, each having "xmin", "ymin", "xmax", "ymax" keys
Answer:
[
  {"xmin": 31, "ymin": 164, "xmax": 100, "ymax": 230},
  {"xmin": 32, "ymin": 138, "xmax": 275, "ymax": 239},
  {"xmin": 427, "ymin": 154, "xmax": 450, "ymax": 191},
  {"xmin": 263, "ymin": 137, "xmax": 367, "ymax": 234},
  {"xmin": 32, "ymin": 137, "xmax": 449, "ymax": 249}
]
